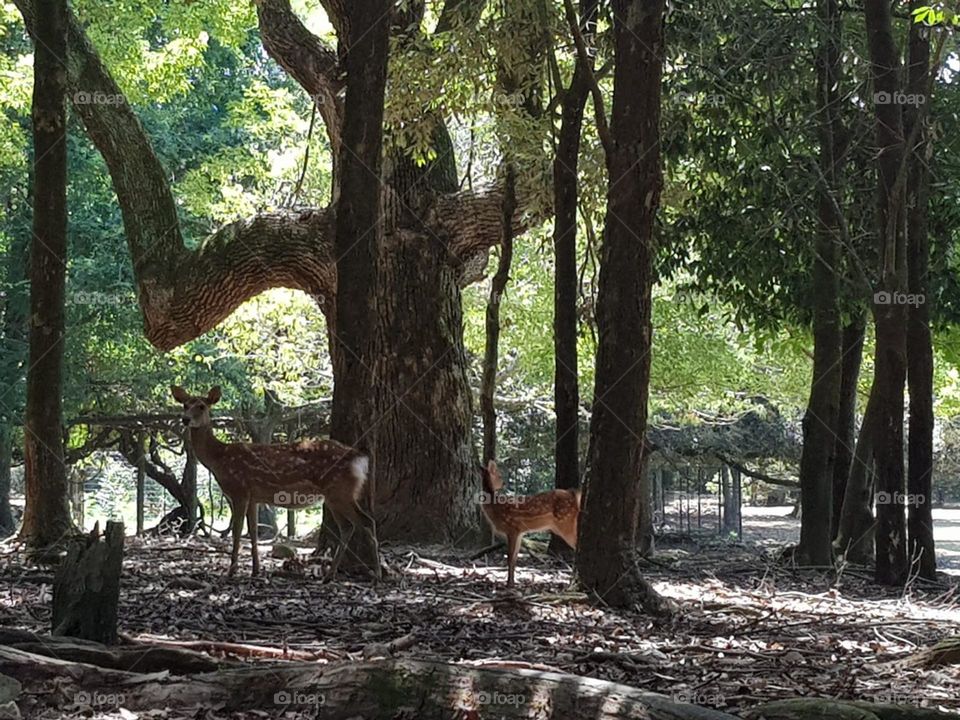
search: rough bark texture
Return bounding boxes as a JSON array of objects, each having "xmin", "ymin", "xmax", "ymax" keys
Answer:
[
  {"xmin": 51, "ymin": 522, "xmax": 124, "ymax": 643},
  {"xmin": 369, "ymin": 229, "xmax": 481, "ymax": 543},
  {"xmin": 480, "ymin": 167, "xmax": 516, "ymax": 463},
  {"xmin": 552, "ymin": 0, "xmax": 597, "ymax": 503},
  {"xmin": 832, "ymin": 315, "xmax": 865, "ymax": 541},
  {"xmin": 576, "ymin": 0, "xmax": 668, "ymax": 612},
  {"xmin": 835, "ymin": 384, "xmax": 878, "ymax": 564},
  {"xmin": 864, "ymin": 0, "xmax": 909, "ymax": 586},
  {"xmin": 329, "ymin": 0, "xmax": 389, "ymax": 450},
  {"xmin": 20, "ymin": 0, "xmax": 74, "ymax": 549},
  {"xmin": 796, "ymin": 0, "xmax": 844, "ymax": 566},
  {"xmin": 0, "ymin": 645, "xmax": 740, "ymax": 720},
  {"xmin": 904, "ymin": 6, "xmax": 936, "ymax": 581}
]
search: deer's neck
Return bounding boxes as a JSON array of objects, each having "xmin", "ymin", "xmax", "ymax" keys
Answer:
[{"xmin": 189, "ymin": 425, "xmax": 226, "ymax": 468}]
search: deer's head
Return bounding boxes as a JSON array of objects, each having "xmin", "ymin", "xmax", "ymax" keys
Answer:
[{"xmin": 171, "ymin": 386, "xmax": 221, "ymax": 428}]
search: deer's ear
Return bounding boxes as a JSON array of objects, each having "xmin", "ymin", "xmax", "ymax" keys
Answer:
[
  {"xmin": 207, "ymin": 386, "xmax": 222, "ymax": 404},
  {"xmin": 486, "ymin": 460, "xmax": 503, "ymax": 490},
  {"xmin": 171, "ymin": 385, "xmax": 190, "ymax": 404}
]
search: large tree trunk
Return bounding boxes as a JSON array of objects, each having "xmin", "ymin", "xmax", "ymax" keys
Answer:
[
  {"xmin": 329, "ymin": 0, "xmax": 389, "ymax": 450},
  {"xmin": 552, "ymin": 0, "xmax": 597, "ymax": 523},
  {"xmin": 369, "ymin": 227, "xmax": 482, "ymax": 543},
  {"xmin": 20, "ymin": 0, "xmax": 74, "ymax": 549},
  {"xmin": 796, "ymin": 0, "xmax": 844, "ymax": 566},
  {"xmin": 864, "ymin": 0, "xmax": 909, "ymax": 586},
  {"xmin": 832, "ymin": 315, "xmax": 865, "ymax": 541},
  {"xmin": 904, "ymin": 6, "xmax": 936, "ymax": 581},
  {"xmin": 576, "ymin": 0, "xmax": 669, "ymax": 612},
  {"xmin": 325, "ymin": 0, "xmax": 390, "ymax": 574}
]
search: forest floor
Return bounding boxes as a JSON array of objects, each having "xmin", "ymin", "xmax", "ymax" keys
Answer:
[{"xmin": 1, "ymin": 509, "xmax": 959, "ymax": 718}]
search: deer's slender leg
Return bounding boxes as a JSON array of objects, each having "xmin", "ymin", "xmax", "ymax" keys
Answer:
[
  {"xmin": 506, "ymin": 532, "xmax": 521, "ymax": 588},
  {"xmin": 229, "ymin": 495, "xmax": 248, "ymax": 577},
  {"xmin": 246, "ymin": 501, "xmax": 260, "ymax": 577}
]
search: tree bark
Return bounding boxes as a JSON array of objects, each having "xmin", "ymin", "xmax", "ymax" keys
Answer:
[
  {"xmin": 904, "ymin": 4, "xmax": 936, "ymax": 581},
  {"xmin": 20, "ymin": 0, "xmax": 74, "ymax": 549},
  {"xmin": 835, "ymin": 383, "xmax": 879, "ymax": 564},
  {"xmin": 864, "ymin": 0, "xmax": 909, "ymax": 586},
  {"xmin": 0, "ymin": 224, "xmax": 29, "ymax": 538},
  {"xmin": 552, "ymin": 0, "xmax": 598, "ymax": 507},
  {"xmin": 576, "ymin": 0, "xmax": 669, "ymax": 612},
  {"xmin": 832, "ymin": 315, "xmax": 865, "ymax": 541},
  {"xmin": 480, "ymin": 167, "xmax": 516, "ymax": 462},
  {"xmin": 51, "ymin": 522, "xmax": 124, "ymax": 644},
  {"xmin": 329, "ymin": 0, "xmax": 390, "ymax": 451},
  {"xmin": 797, "ymin": 0, "xmax": 844, "ymax": 566},
  {"xmin": 0, "ymin": 646, "xmax": 741, "ymax": 720}
]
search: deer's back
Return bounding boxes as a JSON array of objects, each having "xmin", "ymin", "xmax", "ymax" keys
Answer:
[
  {"xmin": 207, "ymin": 438, "xmax": 367, "ymax": 506},
  {"xmin": 482, "ymin": 489, "xmax": 580, "ymax": 543}
]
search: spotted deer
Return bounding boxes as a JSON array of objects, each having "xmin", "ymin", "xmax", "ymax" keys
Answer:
[
  {"xmin": 479, "ymin": 459, "xmax": 580, "ymax": 588},
  {"xmin": 171, "ymin": 386, "xmax": 379, "ymax": 579}
]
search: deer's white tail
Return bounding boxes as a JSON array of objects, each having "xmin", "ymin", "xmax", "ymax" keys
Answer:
[{"xmin": 349, "ymin": 456, "xmax": 370, "ymax": 499}]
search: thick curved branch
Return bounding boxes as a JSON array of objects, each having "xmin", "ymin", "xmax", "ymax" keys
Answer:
[
  {"xmin": 254, "ymin": 0, "xmax": 343, "ymax": 156},
  {"xmin": 14, "ymin": 0, "xmax": 537, "ymax": 352}
]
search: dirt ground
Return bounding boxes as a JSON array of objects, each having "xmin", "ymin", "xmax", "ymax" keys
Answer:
[{"xmin": 1, "ymin": 508, "xmax": 959, "ymax": 719}]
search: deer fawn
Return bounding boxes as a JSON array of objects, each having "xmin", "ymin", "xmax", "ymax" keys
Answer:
[
  {"xmin": 171, "ymin": 386, "xmax": 379, "ymax": 580},
  {"xmin": 479, "ymin": 459, "xmax": 580, "ymax": 588}
]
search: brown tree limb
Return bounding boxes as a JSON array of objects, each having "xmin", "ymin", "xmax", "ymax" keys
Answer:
[{"xmin": 13, "ymin": 0, "xmax": 535, "ymax": 353}]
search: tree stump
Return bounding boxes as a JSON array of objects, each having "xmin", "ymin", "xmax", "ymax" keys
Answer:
[{"xmin": 51, "ymin": 521, "xmax": 123, "ymax": 643}]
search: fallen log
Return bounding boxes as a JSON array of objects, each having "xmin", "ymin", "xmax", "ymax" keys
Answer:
[
  {"xmin": 0, "ymin": 628, "xmax": 222, "ymax": 673},
  {"xmin": 0, "ymin": 643, "xmax": 738, "ymax": 719},
  {"xmin": 746, "ymin": 699, "xmax": 955, "ymax": 720}
]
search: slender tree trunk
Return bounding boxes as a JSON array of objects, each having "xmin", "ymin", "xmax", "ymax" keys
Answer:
[
  {"xmin": 832, "ymin": 315, "xmax": 865, "ymax": 541},
  {"xmin": 20, "ymin": 0, "xmax": 74, "ymax": 548},
  {"xmin": 135, "ymin": 432, "xmax": 146, "ymax": 535},
  {"xmin": 0, "ymin": 425, "xmax": 15, "ymax": 537},
  {"xmin": 0, "ymin": 224, "xmax": 28, "ymax": 538},
  {"xmin": 864, "ymin": 0, "xmax": 909, "ymax": 586},
  {"xmin": 182, "ymin": 441, "xmax": 198, "ymax": 535},
  {"xmin": 836, "ymin": 382, "xmax": 879, "ymax": 563},
  {"xmin": 480, "ymin": 167, "xmax": 516, "ymax": 463},
  {"xmin": 553, "ymin": 0, "xmax": 597, "ymax": 496},
  {"xmin": 904, "ymin": 6, "xmax": 936, "ymax": 580},
  {"xmin": 576, "ymin": 0, "xmax": 669, "ymax": 613},
  {"xmin": 796, "ymin": 0, "xmax": 844, "ymax": 566}
]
